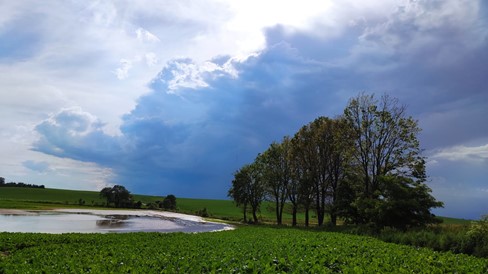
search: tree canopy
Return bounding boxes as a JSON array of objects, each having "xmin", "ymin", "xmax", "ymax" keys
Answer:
[
  {"xmin": 162, "ymin": 194, "xmax": 177, "ymax": 210},
  {"xmin": 100, "ymin": 185, "xmax": 133, "ymax": 208}
]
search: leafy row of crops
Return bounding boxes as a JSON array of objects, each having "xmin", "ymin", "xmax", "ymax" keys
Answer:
[{"xmin": 1, "ymin": 226, "xmax": 487, "ymax": 273}]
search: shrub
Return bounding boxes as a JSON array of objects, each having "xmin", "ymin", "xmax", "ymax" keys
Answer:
[{"xmin": 196, "ymin": 208, "xmax": 209, "ymax": 217}]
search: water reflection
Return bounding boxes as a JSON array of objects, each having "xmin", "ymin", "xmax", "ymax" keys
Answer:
[
  {"xmin": 95, "ymin": 215, "xmax": 129, "ymax": 228},
  {"xmin": 0, "ymin": 212, "xmax": 231, "ymax": 234}
]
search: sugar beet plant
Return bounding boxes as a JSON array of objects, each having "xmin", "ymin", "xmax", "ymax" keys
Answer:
[{"xmin": 1, "ymin": 227, "xmax": 487, "ymax": 273}]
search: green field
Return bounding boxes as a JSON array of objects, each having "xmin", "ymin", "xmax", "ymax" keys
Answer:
[
  {"xmin": 0, "ymin": 187, "xmax": 291, "ymax": 222},
  {"xmin": 1, "ymin": 226, "xmax": 487, "ymax": 273},
  {"xmin": 0, "ymin": 187, "xmax": 164, "ymax": 207}
]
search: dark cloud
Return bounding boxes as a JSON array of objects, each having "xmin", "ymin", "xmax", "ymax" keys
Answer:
[
  {"xmin": 33, "ymin": 108, "xmax": 121, "ymax": 165},
  {"xmin": 33, "ymin": 43, "xmax": 352, "ymax": 197}
]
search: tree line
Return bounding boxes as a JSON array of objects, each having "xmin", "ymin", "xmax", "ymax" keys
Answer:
[
  {"xmin": 229, "ymin": 93, "xmax": 443, "ymax": 229},
  {"xmin": 0, "ymin": 177, "xmax": 45, "ymax": 189}
]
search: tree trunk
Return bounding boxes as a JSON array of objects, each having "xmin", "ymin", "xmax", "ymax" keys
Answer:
[
  {"xmin": 275, "ymin": 197, "xmax": 281, "ymax": 225},
  {"xmin": 292, "ymin": 205, "xmax": 297, "ymax": 226},
  {"xmin": 252, "ymin": 209, "xmax": 258, "ymax": 223},
  {"xmin": 305, "ymin": 207, "xmax": 310, "ymax": 227},
  {"xmin": 317, "ymin": 209, "xmax": 324, "ymax": 226},
  {"xmin": 330, "ymin": 212, "xmax": 337, "ymax": 226},
  {"xmin": 243, "ymin": 204, "xmax": 247, "ymax": 223},
  {"xmin": 330, "ymin": 191, "xmax": 337, "ymax": 226}
]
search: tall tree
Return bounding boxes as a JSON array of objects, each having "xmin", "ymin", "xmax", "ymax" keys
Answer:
[
  {"xmin": 343, "ymin": 93, "xmax": 442, "ymax": 227},
  {"xmin": 325, "ymin": 117, "xmax": 354, "ymax": 226},
  {"xmin": 228, "ymin": 167, "xmax": 250, "ymax": 222},
  {"xmin": 258, "ymin": 137, "xmax": 292, "ymax": 225},
  {"xmin": 291, "ymin": 118, "xmax": 332, "ymax": 226},
  {"xmin": 343, "ymin": 93, "xmax": 424, "ymax": 197},
  {"xmin": 287, "ymin": 139, "xmax": 302, "ymax": 226},
  {"xmin": 228, "ymin": 163, "xmax": 265, "ymax": 223}
]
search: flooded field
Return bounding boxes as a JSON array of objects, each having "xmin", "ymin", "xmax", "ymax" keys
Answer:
[{"xmin": 0, "ymin": 210, "xmax": 232, "ymax": 233}]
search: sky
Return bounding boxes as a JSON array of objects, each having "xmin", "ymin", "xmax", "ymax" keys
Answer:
[{"xmin": 0, "ymin": 0, "xmax": 487, "ymax": 219}]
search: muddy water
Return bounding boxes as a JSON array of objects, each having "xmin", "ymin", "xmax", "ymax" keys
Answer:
[{"xmin": 0, "ymin": 212, "xmax": 230, "ymax": 233}]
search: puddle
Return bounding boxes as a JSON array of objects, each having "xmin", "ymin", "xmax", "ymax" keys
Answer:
[{"xmin": 0, "ymin": 211, "xmax": 232, "ymax": 234}]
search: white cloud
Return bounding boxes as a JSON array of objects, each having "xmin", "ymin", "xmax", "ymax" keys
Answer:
[
  {"xmin": 136, "ymin": 28, "xmax": 161, "ymax": 43},
  {"xmin": 157, "ymin": 58, "xmax": 240, "ymax": 93},
  {"xmin": 145, "ymin": 52, "xmax": 158, "ymax": 66},
  {"xmin": 115, "ymin": 59, "xmax": 132, "ymax": 80},
  {"xmin": 431, "ymin": 144, "xmax": 488, "ymax": 163}
]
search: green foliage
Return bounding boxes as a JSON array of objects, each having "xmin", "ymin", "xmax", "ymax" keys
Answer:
[
  {"xmin": 350, "ymin": 176, "xmax": 443, "ymax": 230},
  {"xmin": 468, "ymin": 215, "xmax": 488, "ymax": 238},
  {"xmin": 0, "ymin": 227, "xmax": 486, "ymax": 273},
  {"xmin": 195, "ymin": 207, "xmax": 209, "ymax": 217},
  {"xmin": 376, "ymin": 225, "xmax": 488, "ymax": 258},
  {"xmin": 340, "ymin": 93, "xmax": 441, "ymax": 228},
  {"xmin": 467, "ymin": 215, "xmax": 488, "ymax": 257}
]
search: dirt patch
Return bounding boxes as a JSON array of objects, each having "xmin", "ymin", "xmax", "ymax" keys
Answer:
[{"xmin": 0, "ymin": 209, "xmax": 36, "ymax": 216}]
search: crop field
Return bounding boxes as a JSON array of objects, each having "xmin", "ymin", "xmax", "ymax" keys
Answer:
[{"xmin": 1, "ymin": 226, "xmax": 487, "ymax": 273}]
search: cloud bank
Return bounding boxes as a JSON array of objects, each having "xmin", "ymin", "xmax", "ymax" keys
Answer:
[{"xmin": 2, "ymin": 0, "xmax": 487, "ymax": 219}]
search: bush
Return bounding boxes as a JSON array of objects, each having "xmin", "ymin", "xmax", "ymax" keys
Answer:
[
  {"xmin": 467, "ymin": 215, "xmax": 488, "ymax": 257},
  {"xmin": 196, "ymin": 208, "xmax": 209, "ymax": 217},
  {"xmin": 147, "ymin": 202, "xmax": 159, "ymax": 210}
]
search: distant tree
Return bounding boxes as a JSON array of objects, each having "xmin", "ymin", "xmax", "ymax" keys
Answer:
[
  {"xmin": 99, "ymin": 185, "xmax": 132, "ymax": 208},
  {"xmin": 0, "ymin": 179, "xmax": 45, "ymax": 188},
  {"xmin": 162, "ymin": 194, "xmax": 177, "ymax": 210}
]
